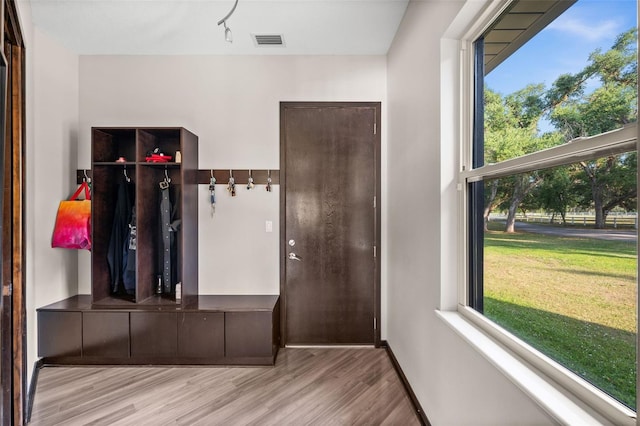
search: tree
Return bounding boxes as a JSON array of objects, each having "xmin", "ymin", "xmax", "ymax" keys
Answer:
[
  {"xmin": 547, "ymin": 28, "xmax": 638, "ymax": 227},
  {"xmin": 533, "ymin": 166, "xmax": 576, "ymax": 225},
  {"xmin": 503, "ymin": 173, "xmax": 544, "ymax": 232},
  {"xmin": 484, "ymin": 86, "xmax": 560, "ymax": 232},
  {"xmin": 574, "ymin": 153, "xmax": 637, "ymax": 227}
]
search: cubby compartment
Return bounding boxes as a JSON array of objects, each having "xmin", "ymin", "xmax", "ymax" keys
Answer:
[
  {"xmin": 137, "ymin": 128, "xmax": 183, "ymax": 163},
  {"xmin": 91, "ymin": 164, "xmax": 137, "ymax": 306},
  {"xmin": 92, "ymin": 128, "xmax": 137, "ymax": 163},
  {"xmin": 137, "ymin": 165, "xmax": 183, "ymax": 304}
]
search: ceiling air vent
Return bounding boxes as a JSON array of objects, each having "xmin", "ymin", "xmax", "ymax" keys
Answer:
[{"xmin": 253, "ymin": 34, "xmax": 285, "ymax": 47}]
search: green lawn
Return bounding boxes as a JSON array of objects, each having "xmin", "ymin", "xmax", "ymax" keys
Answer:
[{"xmin": 483, "ymin": 224, "xmax": 637, "ymax": 408}]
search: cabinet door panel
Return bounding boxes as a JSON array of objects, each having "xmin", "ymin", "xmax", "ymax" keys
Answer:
[
  {"xmin": 225, "ymin": 312, "xmax": 273, "ymax": 358},
  {"xmin": 130, "ymin": 312, "xmax": 177, "ymax": 357},
  {"xmin": 83, "ymin": 312, "xmax": 129, "ymax": 357},
  {"xmin": 38, "ymin": 311, "xmax": 81, "ymax": 358},
  {"xmin": 178, "ymin": 312, "xmax": 224, "ymax": 358}
]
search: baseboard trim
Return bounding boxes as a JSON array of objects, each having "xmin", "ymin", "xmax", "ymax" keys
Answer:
[
  {"xmin": 26, "ymin": 358, "xmax": 44, "ymax": 423},
  {"xmin": 381, "ymin": 340, "xmax": 431, "ymax": 426}
]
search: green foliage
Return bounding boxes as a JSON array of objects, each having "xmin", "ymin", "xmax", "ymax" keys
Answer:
[
  {"xmin": 549, "ymin": 28, "xmax": 638, "ymax": 138},
  {"xmin": 529, "ymin": 166, "xmax": 576, "ymax": 221},
  {"xmin": 484, "ymin": 85, "xmax": 556, "ymax": 165}
]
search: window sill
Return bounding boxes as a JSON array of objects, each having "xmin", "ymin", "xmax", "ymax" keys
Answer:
[{"xmin": 436, "ymin": 309, "xmax": 635, "ymax": 425}]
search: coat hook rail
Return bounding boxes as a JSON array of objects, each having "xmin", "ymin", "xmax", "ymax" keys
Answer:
[
  {"xmin": 77, "ymin": 169, "xmax": 279, "ymax": 185},
  {"xmin": 196, "ymin": 169, "xmax": 279, "ymax": 185}
]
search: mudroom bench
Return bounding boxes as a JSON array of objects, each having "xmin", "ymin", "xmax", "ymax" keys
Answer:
[{"xmin": 37, "ymin": 294, "xmax": 280, "ymax": 366}]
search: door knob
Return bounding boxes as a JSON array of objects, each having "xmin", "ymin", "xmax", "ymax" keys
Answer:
[{"xmin": 288, "ymin": 252, "xmax": 302, "ymax": 261}]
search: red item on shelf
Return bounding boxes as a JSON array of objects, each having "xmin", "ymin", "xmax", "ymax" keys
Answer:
[{"xmin": 145, "ymin": 154, "xmax": 173, "ymax": 163}]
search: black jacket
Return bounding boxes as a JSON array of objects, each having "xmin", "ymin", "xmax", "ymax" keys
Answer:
[{"xmin": 107, "ymin": 180, "xmax": 134, "ymax": 294}]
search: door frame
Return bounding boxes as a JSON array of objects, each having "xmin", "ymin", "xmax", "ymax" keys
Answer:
[
  {"xmin": 0, "ymin": 1, "xmax": 25, "ymax": 424},
  {"xmin": 279, "ymin": 101, "xmax": 381, "ymax": 347}
]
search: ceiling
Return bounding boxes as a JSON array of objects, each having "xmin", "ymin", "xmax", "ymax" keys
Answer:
[
  {"xmin": 28, "ymin": 0, "xmax": 410, "ymax": 55},
  {"xmin": 28, "ymin": 0, "xmax": 574, "ymax": 60}
]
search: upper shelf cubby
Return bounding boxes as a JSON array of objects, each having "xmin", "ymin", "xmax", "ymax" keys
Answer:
[
  {"xmin": 92, "ymin": 128, "xmax": 137, "ymax": 163},
  {"xmin": 137, "ymin": 128, "xmax": 182, "ymax": 163}
]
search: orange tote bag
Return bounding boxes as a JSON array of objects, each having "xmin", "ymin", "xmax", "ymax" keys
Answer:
[{"xmin": 51, "ymin": 182, "xmax": 92, "ymax": 250}]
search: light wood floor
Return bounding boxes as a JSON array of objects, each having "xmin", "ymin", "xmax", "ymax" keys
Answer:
[{"xmin": 29, "ymin": 347, "xmax": 420, "ymax": 425}]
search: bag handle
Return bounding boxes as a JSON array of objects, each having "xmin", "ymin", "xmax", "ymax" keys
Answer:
[{"xmin": 69, "ymin": 182, "xmax": 91, "ymax": 201}]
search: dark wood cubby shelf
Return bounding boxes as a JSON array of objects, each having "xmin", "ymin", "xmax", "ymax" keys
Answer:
[
  {"xmin": 90, "ymin": 127, "xmax": 199, "ymax": 307},
  {"xmin": 40, "ymin": 127, "xmax": 281, "ymax": 367}
]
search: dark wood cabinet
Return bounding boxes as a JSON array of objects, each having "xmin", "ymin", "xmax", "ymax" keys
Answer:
[
  {"xmin": 226, "ymin": 312, "xmax": 274, "ymax": 359},
  {"xmin": 37, "ymin": 311, "xmax": 81, "ymax": 358},
  {"xmin": 178, "ymin": 312, "xmax": 224, "ymax": 359},
  {"xmin": 83, "ymin": 311, "xmax": 129, "ymax": 357},
  {"xmin": 130, "ymin": 312, "xmax": 178, "ymax": 357},
  {"xmin": 37, "ymin": 295, "xmax": 279, "ymax": 365},
  {"xmin": 91, "ymin": 127, "xmax": 198, "ymax": 307}
]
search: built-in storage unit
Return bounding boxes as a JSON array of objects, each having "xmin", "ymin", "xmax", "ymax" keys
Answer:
[
  {"xmin": 37, "ymin": 295, "xmax": 280, "ymax": 365},
  {"xmin": 39, "ymin": 126, "xmax": 280, "ymax": 366},
  {"xmin": 91, "ymin": 127, "xmax": 199, "ymax": 307}
]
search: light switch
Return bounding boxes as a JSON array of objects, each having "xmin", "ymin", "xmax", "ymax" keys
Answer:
[{"xmin": 265, "ymin": 220, "xmax": 273, "ymax": 233}]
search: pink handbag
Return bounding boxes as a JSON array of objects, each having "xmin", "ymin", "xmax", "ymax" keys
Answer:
[{"xmin": 51, "ymin": 182, "xmax": 92, "ymax": 250}]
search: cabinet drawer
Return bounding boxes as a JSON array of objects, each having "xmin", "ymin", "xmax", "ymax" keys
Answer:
[
  {"xmin": 83, "ymin": 312, "xmax": 130, "ymax": 357},
  {"xmin": 178, "ymin": 312, "xmax": 224, "ymax": 358},
  {"xmin": 38, "ymin": 311, "xmax": 82, "ymax": 358},
  {"xmin": 225, "ymin": 311, "xmax": 273, "ymax": 358},
  {"xmin": 130, "ymin": 312, "xmax": 177, "ymax": 357}
]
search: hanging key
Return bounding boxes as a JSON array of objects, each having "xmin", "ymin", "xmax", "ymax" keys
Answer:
[
  {"xmin": 228, "ymin": 174, "xmax": 236, "ymax": 197},
  {"xmin": 247, "ymin": 170, "xmax": 255, "ymax": 190},
  {"xmin": 209, "ymin": 173, "xmax": 216, "ymax": 215}
]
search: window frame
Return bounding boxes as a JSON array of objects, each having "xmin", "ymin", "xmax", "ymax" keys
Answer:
[{"xmin": 457, "ymin": 1, "xmax": 639, "ymax": 423}]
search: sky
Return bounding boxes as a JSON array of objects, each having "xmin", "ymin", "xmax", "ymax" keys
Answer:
[{"xmin": 485, "ymin": 0, "xmax": 638, "ymax": 97}]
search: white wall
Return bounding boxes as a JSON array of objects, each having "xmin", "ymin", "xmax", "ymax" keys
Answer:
[
  {"xmin": 386, "ymin": 1, "xmax": 554, "ymax": 424},
  {"xmin": 78, "ymin": 56, "xmax": 387, "ymax": 301},
  {"xmin": 20, "ymin": 7, "xmax": 81, "ymax": 380}
]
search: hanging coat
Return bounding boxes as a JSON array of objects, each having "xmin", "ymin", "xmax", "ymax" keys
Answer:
[
  {"xmin": 122, "ymin": 206, "xmax": 136, "ymax": 295},
  {"xmin": 107, "ymin": 180, "xmax": 134, "ymax": 294}
]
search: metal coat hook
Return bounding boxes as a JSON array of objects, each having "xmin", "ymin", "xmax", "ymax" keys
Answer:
[
  {"xmin": 159, "ymin": 166, "xmax": 170, "ymax": 189},
  {"xmin": 123, "ymin": 165, "xmax": 131, "ymax": 183},
  {"xmin": 266, "ymin": 169, "xmax": 272, "ymax": 192},
  {"xmin": 83, "ymin": 169, "xmax": 90, "ymax": 183}
]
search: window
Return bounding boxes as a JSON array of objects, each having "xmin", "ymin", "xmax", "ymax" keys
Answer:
[{"xmin": 463, "ymin": 0, "xmax": 638, "ymax": 420}]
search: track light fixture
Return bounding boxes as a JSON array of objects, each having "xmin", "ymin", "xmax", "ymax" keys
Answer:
[
  {"xmin": 217, "ymin": 0, "xmax": 239, "ymax": 43},
  {"xmin": 223, "ymin": 21, "xmax": 232, "ymax": 43}
]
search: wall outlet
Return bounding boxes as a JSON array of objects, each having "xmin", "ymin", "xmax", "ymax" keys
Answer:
[{"xmin": 265, "ymin": 220, "xmax": 273, "ymax": 233}]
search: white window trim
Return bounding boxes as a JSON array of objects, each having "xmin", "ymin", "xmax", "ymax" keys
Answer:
[
  {"xmin": 462, "ymin": 124, "xmax": 637, "ymax": 182},
  {"xmin": 453, "ymin": 0, "xmax": 640, "ymax": 424},
  {"xmin": 437, "ymin": 309, "xmax": 625, "ymax": 425},
  {"xmin": 455, "ymin": 307, "xmax": 636, "ymax": 425}
]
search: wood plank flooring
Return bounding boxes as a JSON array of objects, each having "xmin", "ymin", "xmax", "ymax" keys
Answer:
[{"xmin": 29, "ymin": 347, "xmax": 420, "ymax": 425}]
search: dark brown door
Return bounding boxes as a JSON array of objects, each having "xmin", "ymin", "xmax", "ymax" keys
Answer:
[{"xmin": 280, "ymin": 102, "xmax": 380, "ymax": 345}]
